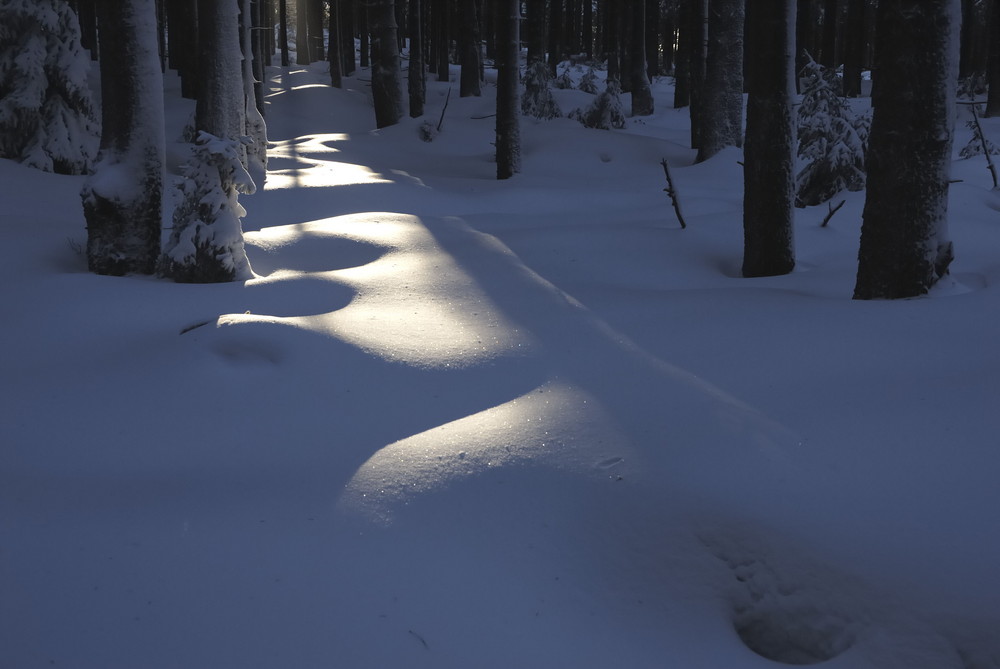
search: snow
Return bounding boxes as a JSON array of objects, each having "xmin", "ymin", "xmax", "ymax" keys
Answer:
[{"xmin": 3, "ymin": 55, "xmax": 1000, "ymax": 669}]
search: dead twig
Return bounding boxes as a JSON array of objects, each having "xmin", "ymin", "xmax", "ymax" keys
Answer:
[
  {"xmin": 820, "ymin": 199, "xmax": 846, "ymax": 227},
  {"xmin": 660, "ymin": 158, "xmax": 687, "ymax": 229},
  {"xmin": 968, "ymin": 102, "xmax": 999, "ymax": 189},
  {"xmin": 437, "ymin": 87, "xmax": 451, "ymax": 132}
]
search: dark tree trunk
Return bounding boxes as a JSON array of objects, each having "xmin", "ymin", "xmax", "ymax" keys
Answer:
[
  {"xmin": 743, "ymin": 0, "xmax": 796, "ymax": 278},
  {"xmin": 631, "ymin": 0, "xmax": 654, "ymax": 115},
  {"xmin": 662, "ymin": 11, "xmax": 675, "ymax": 73},
  {"xmin": 619, "ymin": 0, "xmax": 633, "ymax": 92},
  {"xmin": 166, "ymin": 0, "xmax": 199, "ymax": 98},
  {"xmin": 582, "ymin": 0, "xmax": 593, "ymax": 57},
  {"xmin": 842, "ymin": 0, "xmax": 865, "ymax": 97},
  {"xmin": 673, "ymin": 0, "xmax": 690, "ymax": 108},
  {"xmin": 796, "ymin": 0, "xmax": 815, "ymax": 89},
  {"xmin": 77, "ymin": 0, "xmax": 99, "ymax": 59},
  {"xmin": 296, "ymin": 0, "xmax": 310, "ymax": 62},
  {"xmin": 342, "ymin": 0, "xmax": 356, "ymax": 74},
  {"xmin": 495, "ymin": 0, "xmax": 520, "ymax": 179},
  {"xmin": 548, "ymin": 0, "xmax": 563, "ymax": 74},
  {"xmin": 820, "ymin": 0, "xmax": 839, "ymax": 68},
  {"xmin": 687, "ymin": 0, "xmax": 706, "ymax": 147},
  {"xmin": 526, "ymin": 0, "xmax": 546, "ymax": 65},
  {"xmin": 606, "ymin": 1, "xmax": 620, "ymax": 82},
  {"xmin": 408, "ymin": 0, "xmax": 425, "ymax": 115},
  {"xmin": 330, "ymin": 0, "xmax": 343, "ymax": 87},
  {"xmin": 250, "ymin": 0, "xmax": 266, "ymax": 113},
  {"xmin": 854, "ymin": 0, "xmax": 958, "ymax": 300},
  {"xmin": 986, "ymin": 0, "xmax": 1000, "ymax": 116},
  {"xmin": 460, "ymin": 0, "xmax": 481, "ymax": 95},
  {"xmin": 279, "ymin": 0, "xmax": 290, "ymax": 65},
  {"xmin": 360, "ymin": 1, "xmax": 371, "ymax": 68},
  {"xmin": 371, "ymin": 0, "xmax": 404, "ymax": 127},
  {"xmin": 436, "ymin": 0, "xmax": 449, "ymax": 80},
  {"xmin": 309, "ymin": 0, "xmax": 324, "ymax": 66},
  {"xmin": 646, "ymin": 0, "xmax": 660, "ymax": 79},
  {"xmin": 695, "ymin": 0, "xmax": 742, "ymax": 162},
  {"xmin": 83, "ymin": 0, "xmax": 164, "ymax": 276}
]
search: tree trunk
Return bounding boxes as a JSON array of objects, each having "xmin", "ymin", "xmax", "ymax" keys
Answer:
[
  {"xmin": 743, "ymin": 0, "xmax": 796, "ymax": 277},
  {"xmin": 360, "ymin": 1, "xmax": 370, "ymax": 68},
  {"xmin": 631, "ymin": 0, "xmax": 654, "ymax": 115},
  {"xmin": 842, "ymin": 0, "xmax": 865, "ymax": 97},
  {"xmin": 582, "ymin": 0, "xmax": 592, "ymax": 57},
  {"xmin": 820, "ymin": 0, "xmax": 839, "ymax": 68},
  {"xmin": 795, "ymin": 0, "xmax": 815, "ymax": 89},
  {"xmin": 548, "ymin": 0, "xmax": 563, "ymax": 74},
  {"xmin": 495, "ymin": 0, "xmax": 520, "ymax": 179},
  {"xmin": 408, "ymin": 0, "xmax": 425, "ymax": 114},
  {"xmin": 279, "ymin": 0, "xmax": 290, "ymax": 65},
  {"xmin": 371, "ymin": 0, "xmax": 404, "ymax": 127},
  {"xmin": 986, "ymin": 0, "xmax": 1000, "ymax": 115},
  {"xmin": 526, "ymin": 0, "xmax": 546, "ymax": 65},
  {"xmin": 330, "ymin": 0, "xmax": 343, "ymax": 87},
  {"xmin": 854, "ymin": 0, "xmax": 958, "ymax": 299},
  {"xmin": 83, "ymin": 0, "xmax": 164, "ymax": 276},
  {"xmin": 460, "ymin": 0, "xmax": 481, "ymax": 96},
  {"xmin": 296, "ymin": 0, "xmax": 310, "ymax": 62},
  {"xmin": 695, "ymin": 0, "xmax": 742, "ymax": 162},
  {"xmin": 436, "ymin": 0, "xmax": 449, "ymax": 81},
  {"xmin": 646, "ymin": 0, "xmax": 660, "ymax": 79},
  {"xmin": 342, "ymin": 0, "xmax": 356, "ymax": 75},
  {"xmin": 673, "ymin": 1, "xmax": 690, "ymax": 108},
  {"xmin": 687, "ymin": 0, "xmax": 706, "ymax": 147}
]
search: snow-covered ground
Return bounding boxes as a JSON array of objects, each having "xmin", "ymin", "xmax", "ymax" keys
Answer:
[{"xmin": 3, "ymin": 57, "xmax": 1000, "ymax": 668}]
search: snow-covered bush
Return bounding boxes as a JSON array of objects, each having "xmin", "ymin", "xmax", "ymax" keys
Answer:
[
  {"xmin": 0, "ymin": 0, "xmax": 99, "ymax": 174},
  {"xmin": 160, "ymin": 132, "xmax": 255, "ymax": 282},
  {"xmin": 569, "ymin": 79, "xmax": 626, "ymax": 130},
  {"xmin": 795, "ymin": 56, "xmax": 868, "ymax": 207},
  {"xmin": 553, "ymin": 69, "xmax": 575, "ymax": 90},
  {"xmin": 578, "ymin": 67, "xmax": 600, "ymax": 94},
  {"xmin": 521, "ymin": 61, "xmax": 562, "ymax": 120}
]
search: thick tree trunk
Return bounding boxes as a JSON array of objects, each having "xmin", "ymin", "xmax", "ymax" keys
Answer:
[
  {"xmin": 330, "ymin": 0, "xmax": 343, "ymax": 87},
  {"xmin": 408, "ymin": 0, "xmax": 425, "ymax": 115},
  {"xmin": 645, "ymin": 0, "xmax": 660, "ymax": 79},
  {"xmin": 371, "ymin": 0, "xmax": 404, "ymax": 127},
  {"xmin": 548, "ymin": 0, "xmax": 563, "ymax": 74},
  {"xmin": 83, "ymin": 0, "xmax": 164, "ymax": 276},
  {"xmin": 460, "ymin": 0, "xmax": 481, "ymax": 96},
  {"xmin": 795, "ymin": 0, "xmax": 815, "ymax": 90},
  {"xmin": 854, "ymin": 0, "xmax": 958, "ymax": 299},
  {"xmin": 986, "ymin": 0, "xmax": 1000, "ymax": 115},
  {"xmin": 435, "ymin": 0, "xmax": 448, "ymax": 81},
  {"xmin": 495, "ymin": 0, "xmax": 520, "ymax": 179},
  {"xmin": 820, "ymin": 0, "xmax": 839, "ymax": 68},
  {"xmin": 631, "ymin": 0, "xmax": 654, "ymax": 115},
  {"xmin": 526, "ymin": 0, "xmax": 546, "ymax": 65},
  {"xmin": 279, "ymin": 0, "xmax": 290, "ymax": 65},
  {"xmin": 743, "ymin": 0, "xmax": 796, "ymax": 278},
  {"xmin": 687, "ymin": 0, "xmax": 706, "ymax": 147},
  {"xmin": 695, "ymin": 0, "xmax": 742, "ymax": 162},
  {"xmin": 842, "ymin": 0, "xmax": 865, "ymax": 97},
  {"xmin": 581, "ymin": 0, "xmax": 592, "ymax": 57},
  {"xmin": 296, "ymin": 0, "xmax": 310, "ymax": 62},
  {"xmin": 673, "ymin": 1, "xmax": 690, "ymax": 107}
]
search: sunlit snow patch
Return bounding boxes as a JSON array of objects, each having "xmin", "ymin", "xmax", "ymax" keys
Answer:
[
  {"xmin": 338, "ymin": 381, "xmax": 631, "ymax": 523},
  {"xmin": 291, "ymin": 213, "xmax": 537, "ymax": 368}
]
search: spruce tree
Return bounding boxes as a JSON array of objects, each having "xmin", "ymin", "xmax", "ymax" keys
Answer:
[{"xmin": 0, "ymin": 0, "xmax": 99, "ymax": 174}]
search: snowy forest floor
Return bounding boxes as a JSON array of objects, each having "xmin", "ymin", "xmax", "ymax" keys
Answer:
[{"xmin": 3, "ymin": 59, "xmax": 1000, "ymax": 668}]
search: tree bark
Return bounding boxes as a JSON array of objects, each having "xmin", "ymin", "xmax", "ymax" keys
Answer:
[
  {"xmin": 495, "ymin": 0, "xmax": 520, "ymax": 179},
  {"xmin": 371, "ymin": 0, "xmax": 404, "ymax": 127},
  {"xmin": 330, "ymin": 0, "xmax": 343, "ymax": 87},
  {"xmin": 820, "ymin": 0, "xmax": 839, "ymax": 68},
  {"xmin": 279, "ymin": 0, "xmax": 290, "ymax": 65},
  {"xmin": 631, "ymin": 0, "xmax": 654, "ymax": 115},
  {"xmin": 842, "ymin": 0, "xmax": 865, "ymax": 97},
  {"xmin": 854, "ymin": 0, "xmax": 958, "ymax": 299},
  {"xmin": 986, "ymin": 0, "xmax": 1000, "ymax": 115},
  {"xmin": 460, "ymin": 0, "xmax": 481, "ymax": 96},
  {"xmin": 83, "ymin": 0, "xmax": 164, "ymax": 276},
  {"xmin": 695, "ymin": 0, "xmax": 742, "ymax": 162},
  {"xmin": 687, "ymin": 0, "xmax": 706, "ymax": 147},
  {"xmin": 296, "ymin": 0, "xmax": 310, "ymax": 62},
  {"xmin": 743, "ymin": 0, "xmax": 796, "ymax": 277},
  {"xmin": 408, "ymin": 0, "xmax": 425, "ymax": 115}
]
